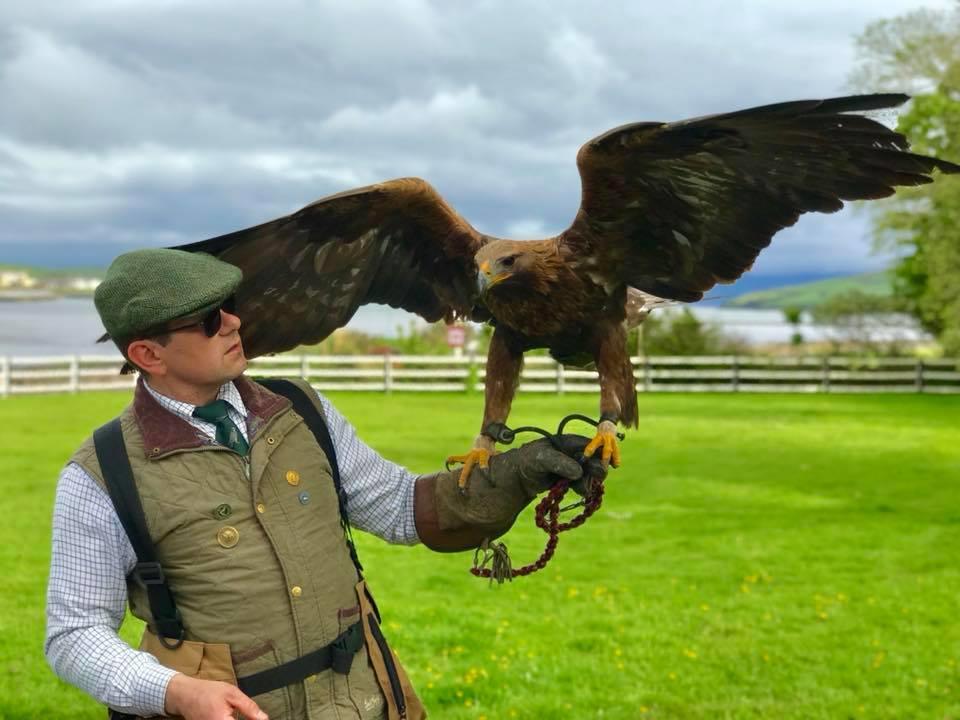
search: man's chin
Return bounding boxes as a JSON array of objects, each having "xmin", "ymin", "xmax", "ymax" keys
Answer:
[
  {"xmin": 234, "ymin": 352, "xmax": 249, "ymax": 373},
  {"xmin": 222, "ymin": 349, "xmax": 248, "ymax": 379}
]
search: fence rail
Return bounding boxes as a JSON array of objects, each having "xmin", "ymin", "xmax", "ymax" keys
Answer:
[{"xmin": 1, "ymin": 353, "xmax": 958, "ymax": 397}]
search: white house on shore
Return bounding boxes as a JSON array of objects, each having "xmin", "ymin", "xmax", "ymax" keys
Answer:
[
  {"xmin": 0, "ymin": 271, "xmax": 38, "ymax": 289},
  {"xmin": 65, "ymin": 277, "xmax": 101, "ymax": 291}
]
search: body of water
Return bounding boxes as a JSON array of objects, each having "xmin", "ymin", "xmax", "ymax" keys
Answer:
[
  {"xmin": 683, "ymin": 306, "xmax": 929, "ymax": 346},
  {"xmin": 0, "ymin": 298, "xmax": 429, "ymax": 357},
  {"xmin": 0, "ymin": 297, "xmax": 928, "ymax": 357}
]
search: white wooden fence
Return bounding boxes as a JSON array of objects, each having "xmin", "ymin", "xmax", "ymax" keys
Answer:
[{"xmin": 1, "ymin": 353, "xmax": 958, "ymax": 396}]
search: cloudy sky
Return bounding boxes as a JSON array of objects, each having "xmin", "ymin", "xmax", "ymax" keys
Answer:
[{"xmin": 0, "ymin": 0, "xmax": 955, "ymax": 278}]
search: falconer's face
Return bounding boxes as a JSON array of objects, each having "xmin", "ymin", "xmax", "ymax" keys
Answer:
[{"xmin": 154, "ymin": 304, "xmax": 248, "ymax": 387}]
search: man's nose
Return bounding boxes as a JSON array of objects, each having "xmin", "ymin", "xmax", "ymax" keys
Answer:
[{"xmin": 221, "ymin": 308, "xmax": 242, "ymax": 331}]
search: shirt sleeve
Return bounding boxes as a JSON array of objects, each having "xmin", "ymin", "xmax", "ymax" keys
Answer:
[
  {"xmin": 45, "ymin": 463, "xmax": 177, "ymax": 716},
  {"xmin": 314, "ymin": 393, "xmax": 421, "ymax": 545}
]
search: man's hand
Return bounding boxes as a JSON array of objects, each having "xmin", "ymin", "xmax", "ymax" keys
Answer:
[
  {"xmin": 165, "ymin": 673, "xmax": 267, "ymax": 720},
  {"xmin": 491, "ymin": 435, "xmax": 606, "ymax": 498},
  {"xmin": 417, "ymin": 434, "xmax": 609, "ymax": 552}
]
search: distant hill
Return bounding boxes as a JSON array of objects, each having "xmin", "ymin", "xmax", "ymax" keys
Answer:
[
  {"xmin": 0, "ymin": 263, "xmax": 104, "ymax": 300},
  {"xmin": 0, "ymin": 263, "xmax": 105, "ymax": 279},
  {"xmin": 724, "ymin": 271, "xmax": 893, "ymax": 310}
]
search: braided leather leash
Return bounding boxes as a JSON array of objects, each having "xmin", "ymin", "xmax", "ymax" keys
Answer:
[{"xmin": 470, "ymin": 414, "xmax": 620, "ymax": 583}]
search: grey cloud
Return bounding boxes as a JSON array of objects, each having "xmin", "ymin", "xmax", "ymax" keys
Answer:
[{"xmin": 0, "ymin": 0, "xmax": 953, "ymax": 277}]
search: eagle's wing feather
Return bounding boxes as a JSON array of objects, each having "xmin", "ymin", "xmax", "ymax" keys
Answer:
[
  {"xmin": 175, "ymin": 177, "xmax": 485, "ymax": 357},
  {"xmin": 563, "ymin": 94, "xmax": 960, "ymax": 302}
]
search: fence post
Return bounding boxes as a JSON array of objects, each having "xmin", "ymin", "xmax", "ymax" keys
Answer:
[
  {"xmin": 300, "ymin": 354, "xmax": 309, "ymax": 382},
  {"xmin": 731, "ymin": 355, "xmax": 740, "ymax": 392},
  {"xmin": 466, "ymin": 350, "xmax": 477, "ymax": 393},
  {"xmin": 383, "ymin": 353, "xmax": 393, "ymax": 394},
  {"xmin": 556, "ymin": 360, "xmax": 565, "ymax": 395},
  {"xmin": 69, "ymin": 355, "xmax": 80, "ymax": 393},
  {"xmin": 915, "ymin": 359, "xmax": 925, "ymax": 393},
  {"xmin": 643, "ymin": 356, "xmax": 651, "ymax": 393},
  {"xmin": 821, "ymin": 356, "xmax": 831, "ymax": 393},
  {"xmin": 0, "ymin": 356, "xmax": 8, "ymax": 397}
]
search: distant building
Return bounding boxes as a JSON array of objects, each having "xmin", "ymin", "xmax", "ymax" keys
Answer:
[
  {"xmin": 0, "ymin": 271, "xmax": 38, "ymax": 289},
  {"xmin": 66, "ymin": 277, "xmax": 101, "ymax": 291}
]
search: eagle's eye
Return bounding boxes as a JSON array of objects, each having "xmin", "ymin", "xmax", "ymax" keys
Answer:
[{"xmin": 502, "ymin": 256, "xmax": 516, "ymax": 268}]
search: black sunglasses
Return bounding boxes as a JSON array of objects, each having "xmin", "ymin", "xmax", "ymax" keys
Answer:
[{"xmin": 164, "ymin": 295, "xmax": 237, "ymax": 337}]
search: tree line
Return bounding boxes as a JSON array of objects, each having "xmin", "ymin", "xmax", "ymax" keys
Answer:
[{"xmin": 851, "ymin": 4, "xmax": 960, "ymax": 357}]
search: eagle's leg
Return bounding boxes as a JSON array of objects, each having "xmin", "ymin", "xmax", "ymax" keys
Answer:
[
  {"xmin": 445, "ymin": 327, "xmax": 523, "ymax": 493},
  {"xmin": 583, "ymin": 322, "xmax": 636, "ymax": 468}
]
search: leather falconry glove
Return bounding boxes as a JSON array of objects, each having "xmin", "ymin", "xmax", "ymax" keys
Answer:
[{"xmin": 431, "ymin": 435, "xmax": 605, "ymax": 540}]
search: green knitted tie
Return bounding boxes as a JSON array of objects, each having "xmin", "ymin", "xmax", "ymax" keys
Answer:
[{"xmin": 192, "ymin": 399, "xmax": 249, "ymax": 456}]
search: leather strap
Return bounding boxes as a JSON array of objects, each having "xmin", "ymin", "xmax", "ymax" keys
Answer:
[{"xmin": 236, "ymin": 622, "xmax": 363, "ymax": 697}]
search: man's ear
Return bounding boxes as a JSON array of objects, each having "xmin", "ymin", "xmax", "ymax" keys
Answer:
[{"xmin": 126, "ymin": 339, "xmax": 167, "ymax": 376}]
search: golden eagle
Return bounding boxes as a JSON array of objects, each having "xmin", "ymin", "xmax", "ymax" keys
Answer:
[{"xmin": 176, "ymin": 93, "xmax": 959, "ymax": 485}]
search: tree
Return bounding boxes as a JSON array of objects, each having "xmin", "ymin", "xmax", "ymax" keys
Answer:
[
  {"xmin": 850, "ymin": 7, "xmax": 960, "ymax": 355},
  {"xmin": 782, "ymin": 306, "xmax": 804, "ymax": 348}
]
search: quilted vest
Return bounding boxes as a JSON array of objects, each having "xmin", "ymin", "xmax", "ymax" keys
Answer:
[{"xmin": 70, "ymin": 376, "xmax": 389, "ymax": 720}]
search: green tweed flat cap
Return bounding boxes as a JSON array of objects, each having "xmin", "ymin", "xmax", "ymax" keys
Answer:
[{"xmin": 95, "ymin": 248, "xmax": 242, "ymax": 341}]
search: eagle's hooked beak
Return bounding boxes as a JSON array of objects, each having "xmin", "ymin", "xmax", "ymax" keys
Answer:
[{"xmin": 477, "ymin": 260, "xmax": 510, "ymax": 293}]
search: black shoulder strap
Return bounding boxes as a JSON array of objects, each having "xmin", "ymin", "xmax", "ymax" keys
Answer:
[
  {"xmin": 92, "ymin": 419, "xmax": 185, "ymax": 649},
  {"xmin": 256, "ymin": 377, "xmax": 364, "ymax": 574}
]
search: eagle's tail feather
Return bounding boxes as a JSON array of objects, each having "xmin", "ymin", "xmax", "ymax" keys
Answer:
[{"xmin": 620, "ymin": 365, "xmax": 639, "ymax": 428}]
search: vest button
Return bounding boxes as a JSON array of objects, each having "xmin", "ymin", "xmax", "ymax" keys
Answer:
[
  {"xmin": 286, "ymin": 470, "xmax": 300, "ymax": 486},
  {"xmin": 290, "ymin": 585, "xmax": 303, "ymax": 598},
  {"xmin": 298, "ymin": 491, "xmax": 310, "ymax": 505},
  {"xmin": 266, "ymin": 436, "xmax": 276, "ymax": 445},
  {"xmin": 213, "ymin": 503, "xmax": 232, "ymax": 520},
  {"xmin": 216, "ymin": 526, "xmax": 240, "ymax": 548},
  {"xmin": 256, "ymin": 502, "xmax": 266, "ymax": 514}
]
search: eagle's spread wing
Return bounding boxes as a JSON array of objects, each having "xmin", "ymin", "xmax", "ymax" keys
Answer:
[
  {"xmin": 563, "ymin": 94, "xmax": 960, "ymax": 302},
  {"xmin": 175, "ymin": 177, "xmax": 486, "ymax": 357}
]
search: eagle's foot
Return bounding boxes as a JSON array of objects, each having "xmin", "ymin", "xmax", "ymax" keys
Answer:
[
  {"xmin": 583, "ymin": 420, "xmax": 621, "ymax": 468},
  {"xmin": 445, "ymin": 447, "xmax": 494, "ymax": 494}
]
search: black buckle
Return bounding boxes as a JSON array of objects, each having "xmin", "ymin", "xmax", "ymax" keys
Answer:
[
  {"xmin": 133, "ymin": 561, "xmax": 165, "ymax": 587},
  {"xmin": 331, "ymin": 624, "xmax": 359, "ymax": 675}
]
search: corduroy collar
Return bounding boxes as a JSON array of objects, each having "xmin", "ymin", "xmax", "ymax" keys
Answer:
[{"xmin": 132, "ymin": 374, "xmax": 291, "ymax": 458}]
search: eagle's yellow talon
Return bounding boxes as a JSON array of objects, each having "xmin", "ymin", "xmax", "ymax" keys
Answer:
[
  {"xmin": 446, "ymin": 447, "xmax": 493, "ymax": 492},
  {"xmin": 583, "ymin": 435, "xmax": 604, "ymax": 458},
  {"xmin": 584, "ymin": 423, "xmax": 620, "ymax": 468}
]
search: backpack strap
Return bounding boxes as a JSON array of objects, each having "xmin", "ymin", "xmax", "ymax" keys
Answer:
[
  {"xmin": 93, "ymin": 418, "xmax": 185, "ymax": 649},
  {"xmin": 255, "ymin": 377, "xmax": 364, "ymax": 575}
]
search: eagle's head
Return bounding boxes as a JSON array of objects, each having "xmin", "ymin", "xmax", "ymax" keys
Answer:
[{"xmin": 475, "ymin": 239, "xmax": 560, "ymax": 297}]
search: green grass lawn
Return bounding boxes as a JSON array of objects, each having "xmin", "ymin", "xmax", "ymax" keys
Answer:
[{"xmin": 1, "ymin": 390, "xmax": 958, "ymax": 719}]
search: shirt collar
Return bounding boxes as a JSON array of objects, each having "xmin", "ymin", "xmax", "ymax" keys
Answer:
[
  {"xmin": 142, "ymin": 379, "xmax": 249, "ymax": 423},
  {"xmin": 132, "ymin": 374, "xmax": 290, "ymax": 459}
]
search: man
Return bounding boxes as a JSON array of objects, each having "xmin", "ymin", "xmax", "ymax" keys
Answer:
[{"xmin": 45, "ymin": 249, "xmax": 596, "ymax": 720}]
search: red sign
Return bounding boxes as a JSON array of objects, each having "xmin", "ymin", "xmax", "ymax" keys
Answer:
[{"xmin": 446, "ymin": 325, "xmax": 466, "ymax": 348}]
